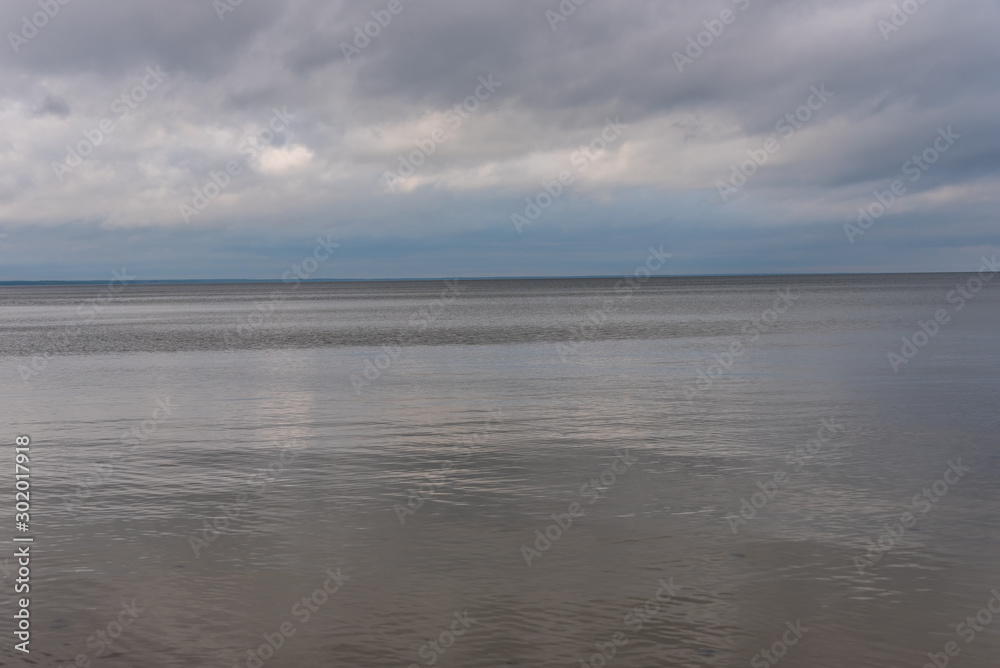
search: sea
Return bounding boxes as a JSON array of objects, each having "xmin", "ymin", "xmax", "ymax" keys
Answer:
[{"xmin": 1, "ymin": 273, "xmax": 998, "ymax": 667}]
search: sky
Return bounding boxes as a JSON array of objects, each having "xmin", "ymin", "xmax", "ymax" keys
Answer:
[{"xmin": 1, "ymin": 0, "xmax": 998, "ymax": 280}]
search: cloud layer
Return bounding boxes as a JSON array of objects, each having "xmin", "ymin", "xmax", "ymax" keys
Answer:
[{"xmin": 1, "ymin": 0, "xmax": 998, "ymax": 279}]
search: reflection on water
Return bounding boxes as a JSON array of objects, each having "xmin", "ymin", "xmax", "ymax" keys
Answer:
[{"xmin": 1, "ymin": 274, "xmax": 998, "ymax": 666}]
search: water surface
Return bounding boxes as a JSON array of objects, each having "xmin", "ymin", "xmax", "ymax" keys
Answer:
[{"xmin": 1, "ymin": 274, "xmax": 998, "ymax": 667}]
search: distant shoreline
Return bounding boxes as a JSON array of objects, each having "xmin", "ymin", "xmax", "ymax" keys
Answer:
[{"xmin": 0, "ymin": 271, "xmax": 982, "ymax": 286}]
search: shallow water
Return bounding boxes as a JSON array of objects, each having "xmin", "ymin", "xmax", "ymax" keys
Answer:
[{"xmin": 1, "ymin": 274, "xmax": 998, "ymax": 667}]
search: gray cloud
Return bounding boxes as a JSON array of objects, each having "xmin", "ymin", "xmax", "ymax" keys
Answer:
[
  {"xmin": 0, "ymin": 0, "xmax": 998, "ymax": 278},
  {"xmin": 31, "ymin": 92, "xmax": 70, "ymax": 117}
]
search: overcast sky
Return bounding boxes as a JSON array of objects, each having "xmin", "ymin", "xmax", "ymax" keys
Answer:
[{"xmin": 1, "ymin": 0, "xmax": 998, "ymax": 280}]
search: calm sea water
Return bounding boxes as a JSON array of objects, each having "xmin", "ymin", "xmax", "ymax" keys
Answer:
[{"xmin": 1, "ymin": 274, "xmax": 998, "ymax": 667}]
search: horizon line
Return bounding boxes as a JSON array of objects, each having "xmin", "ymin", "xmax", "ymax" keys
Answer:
[{"xmin": 0, "ymin": 270, "xmax": 980, "ymax": 286}]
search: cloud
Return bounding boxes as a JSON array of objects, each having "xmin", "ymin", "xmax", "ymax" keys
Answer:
[
  {"xmin": 0, "ymin": 0, "xmax": 997, "ymax": 278},
  {"xmin": 31, "ymin": 93, "xmax": 70, "ymax": 117}
]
